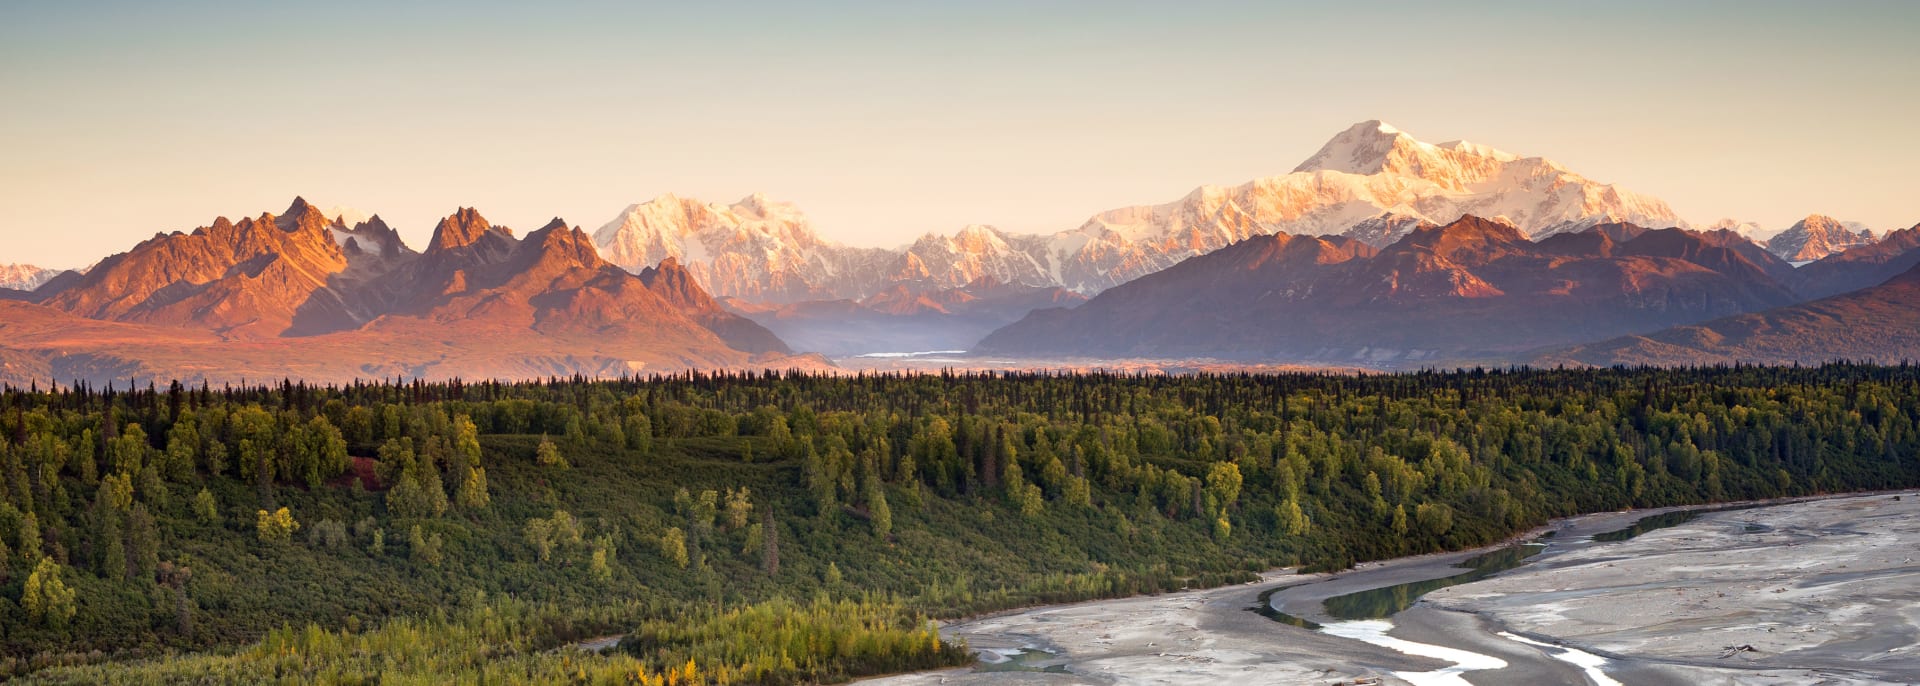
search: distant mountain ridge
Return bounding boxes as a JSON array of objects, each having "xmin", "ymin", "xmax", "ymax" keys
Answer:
[
  {"xmin": 593, "ymin": 120, "xmax": 1688, "ymax": 302},
  {"xmin": 725, "ymin": 277, "xmax": 1087, "ymax": 357},
  {"xmin": 592, "ymin": 193, "xmax": 898, "ymax": 303},
  {"xmin": 974, "ymin": 216, "xmax": 1814, "ymax": 363},
  {"xmin": 1539, "ymin": 260, "xmax": 1920, "ymax": 366},
  {"xmin": 1789, "ymin": 223, "xmax": 1920, "ymax": 299},
  {"xmin": 0, "ymin": 263, "xmax": 63, "ymax": 292}
]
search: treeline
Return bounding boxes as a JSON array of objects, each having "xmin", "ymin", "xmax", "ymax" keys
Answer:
[
  {"xmin": 0, "ymin": 364, "xmax": 1917, "ymax": 682},
  {"xmin": 19, "ymin": 594, "xmax": 961, "ymax": 685}
]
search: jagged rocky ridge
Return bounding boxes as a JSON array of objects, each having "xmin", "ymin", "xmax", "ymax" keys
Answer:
[{"xmin": 0, "ymin": 199, "xmax": 813, "ymax": 386}]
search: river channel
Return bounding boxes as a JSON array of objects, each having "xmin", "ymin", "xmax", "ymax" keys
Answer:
[{"xmin": 869, "ymin": 493, "xmax": 1919, "ymax": 685}]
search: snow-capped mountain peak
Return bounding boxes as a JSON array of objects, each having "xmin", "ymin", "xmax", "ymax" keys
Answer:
[
  {"xmin": 732, "ymin": 191, "xmax": 786, "ymax": 218},
  {"xmin": 595, "ymin": 120, "xmax": 1692, "ymax": 300},
  {"xmin": 1301, "ymin": 122, "xmax": 1576, "ymax": 202},
  {"xmin": 1292, "ymin": 120, "xmax": 1413, "ymax": 175},
  {"xmin": 592, "ymin": 192, "xmax": 900, "ymax": 302},
  {"xmin": 0, "ymin": 263, "xmax": 63, "ymax": 292},
  {"xmin": 1767, "ymin": 214, "xmax": 1878, "ymax": 262},
  {"xmin": 1291, "ymin": 120, "xmax": 1541, "ymax": 189},
  {"xmin": 1435, "ymin": 139, "xmax": 1523, "ymax": 164},
  {"xmin": 948, "ymin": 224, "xmax": 1010, "ymax": 251}
]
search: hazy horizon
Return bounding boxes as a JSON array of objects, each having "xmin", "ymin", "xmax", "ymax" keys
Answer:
[{"xmin": 5, "ymin": 0, "xmax": 1919, "ymax": 268}]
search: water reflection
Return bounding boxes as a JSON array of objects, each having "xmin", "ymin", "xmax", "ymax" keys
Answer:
[
  {"xmin": 1591, "ymin": 504, "xmax": 1761, "ymax": 542},
  {"xmin": 1322, "ymin": 544, "xmax": 1546, "ymax": 620},
  {"xmin": 1256, "ymin": 506, "xmax": 1758, "ymax": 626},
  {"xmin": 1591, "ymin": 510, "xmax": 1702, "ymax": 542},
  {"xmin": 1250, "ymin": 586, "xmax": 1322, "ymax": 629}
]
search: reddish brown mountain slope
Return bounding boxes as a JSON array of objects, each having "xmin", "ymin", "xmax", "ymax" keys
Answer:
[
  {"xmin": 44, "ymin": 198, "xmax": 355, "ymax": 338},
  {"xmin": 976, "ymin": 216, "xmax": 1802, "ymax": 363},
  {"xmin": 1791, "ymin": 223, "xmax": 1920, "ymax": 300},
  {"xmin": 1539, "ymin": 262, "xmax": 1920, "ymax": 366},
  {"xmin": 0, "ymin": 201, "xmax": 820, "ymax": 386},
  {"xmin": 639, "ymin": 257, "xmax": 791, "ymax": 355}
]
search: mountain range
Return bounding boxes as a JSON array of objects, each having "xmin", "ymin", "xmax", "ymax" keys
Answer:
[
  {"xmin": 2, "ymin": 121, "xmax": 1912, "ymax": 382},
  {"xmin": 583, "ymin": 122, "xmax": 1901, "ymax": 359},
  {"xmin": 976, "ymin": 217, "xmax": 1798, "ymax": 361},
  {"xmin": 975, "ymin": 212, "xmax": 1920, "ymax": 365},
  {"xmin": 0, "ymin": 199, "xmax": 820, "ymax": 386},
  {"xmin": 0, "ymin": 263, "xmax": 65, "ymax": 294},
  {"xmin": 590, "ymin": 121, "xmax": 1690, "ymax": 302}
]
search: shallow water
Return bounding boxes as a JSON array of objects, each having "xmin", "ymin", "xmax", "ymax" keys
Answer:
[
  {"xmin": 1255, "ymin": 508, "xmax": 1733, "ymax": 684},
  {"xmin": 1499, "ymin": 631, "xmax": 1622, "ymax": 686},
  {"xmin": 1320, "ymin": 619, "xmax": 1507, "ymax": 686},
  {"xmin": 1590, "ymin": 504, "xmax": 1764, "ymax": 542},
  {"xmin": 972, "ymin": 647, "xmax": 1070, "ymax": 674},
  {"xmin": 1249, "ymin": 586, "xmax": 1320, "ymax": 629},
  {"xmin": 1308, "ymin": 506, "xmax": 1746, "ymax": 624},
  {"xmin": 1322, "ymin": 544, "xmax": 1546, "ymax": 620},
  {"xmin": 1591, "ymin": 509, "xmax": 1703, "ymax": 542}
]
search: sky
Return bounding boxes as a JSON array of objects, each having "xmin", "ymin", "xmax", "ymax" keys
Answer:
[{"xmin": 3, "ymin": 0, "xmax": 1918, "ymax": 268}]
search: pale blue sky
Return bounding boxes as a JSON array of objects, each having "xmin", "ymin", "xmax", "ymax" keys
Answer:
[{"xmin": 3, "ymin": 1, "xmax": 1917, "ymax": 267}]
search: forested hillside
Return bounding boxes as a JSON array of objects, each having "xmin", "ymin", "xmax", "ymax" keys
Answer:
[{"xmin": 4, "ymin": 365, "xmax": 1920, "ymax": 682}]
